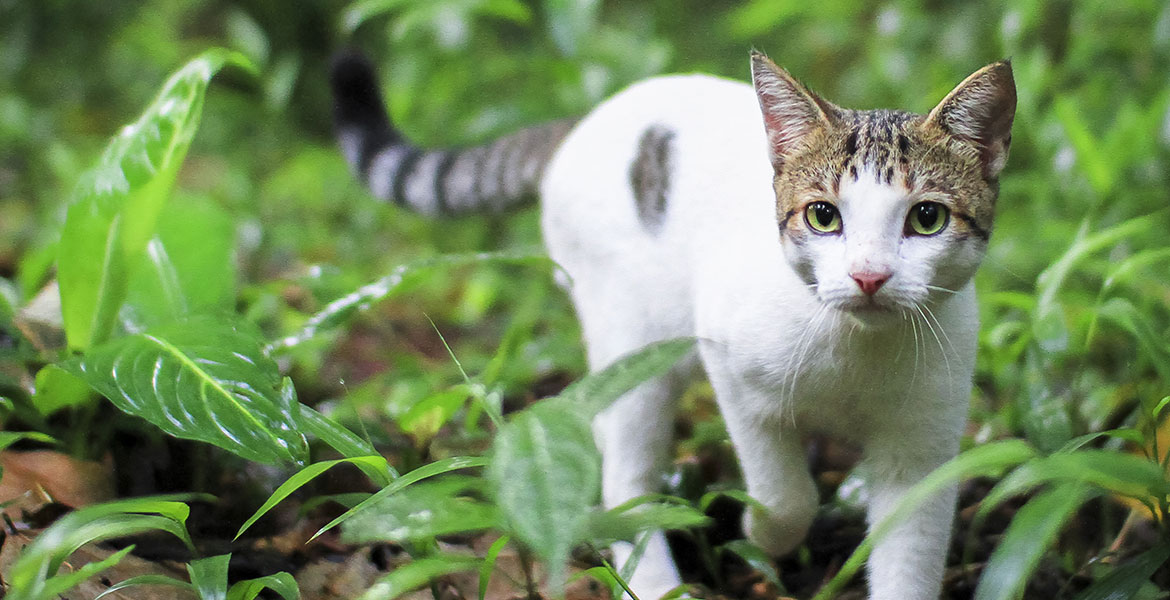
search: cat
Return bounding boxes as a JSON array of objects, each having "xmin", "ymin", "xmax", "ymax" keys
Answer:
[{"xmin": 331, "ymin": 50, "xmax": 1015, "ymax": 600}]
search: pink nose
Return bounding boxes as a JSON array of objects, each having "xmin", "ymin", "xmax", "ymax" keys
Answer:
[{"xmin": 851, "ymin": 271, "xmax": 891, "ymax": 296}]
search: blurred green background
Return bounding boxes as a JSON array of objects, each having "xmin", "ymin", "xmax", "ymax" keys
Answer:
[{"xmin": 2, "ymin": 0, "xmax": 1169, "ymax": 456}]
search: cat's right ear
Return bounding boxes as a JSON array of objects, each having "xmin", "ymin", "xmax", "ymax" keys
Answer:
[
  {"xmin": 751, "ymin": 51, "xmax": 839, "ymax": 172},
  {"xmin": 925, "ymin": 61, "xmax": 1016, "ymax": 178}
]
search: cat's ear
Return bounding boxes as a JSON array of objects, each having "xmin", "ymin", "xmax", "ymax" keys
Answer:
[
  {"xmin": 751, "ymin": 51, "xmax": 840, "ymax": 171},
  {"xmin": 925, "ymin": 61, "xmax": 1016, "ymax": 178}
]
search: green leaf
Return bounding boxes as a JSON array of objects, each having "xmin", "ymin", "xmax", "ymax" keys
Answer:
[
  {"xmin": 558, "ymin": 338, "xmax": 695, "ymax": 418},
  {"xmin": 812, "ymin": 440, "xmax": 1037, "ymax": 600},
  {"xmin": 5, "ymin": 497, "xmax": 196, "ymax": 600},
  {"xmin": 188, "ymin": 554, "xmax": 231, "ymax": 600},
  {"xmin": 313, "ymin": 455, "xmax": 489, "ymax": 539},
  {"xmin": 95, "ymin": 574, "xmax": 192, "ymax": 600},
  {"xmin": 286, "ymin": 378, "xmax": 395, "ymax": 485},
  {"xmin": 1053, "ymin": 98, "xmax": 1115, "ymax": 196},
  {"xmin": 57, "ymin": 49, "xmax": 254, "ymax": 350},
  {"xmin": 587, "ymin": 502, "xmax": 710, "ymax": 544},
  {"xmin": 355, "ymin": 554, "xmax": 483, "ymax": 600},
  {"xmin": 1070, "ymin": 542, "xmax": 1170, "ymax": 600},
  {"xmin": 40, "ymin": 546, "xmax": 136, "ymax": 599},
  {"xmin": 479, "ymin": 536, "xmax": 510, "ymax": 600},
  {"xmin": 267, "ymin": 251, "xmax": 550, "ymax": 354},
  {"xmin": 1096, "ymin": 297, "xmax": 1170, "ymax": 383},
  {"xmin": 228, "ymin": 573, "xmax": 301, "ymax": 600},
  {"xmin": 0, "ymin": 430, "xmax": 57, "ymax": 452},
  {"xmin": 1056, "ymin": 428, "xmax": 1145, "ymax": 454},
  {"xmin": 64, "ymin": 317, "xmax": 309, "ymax": 466},
  {"xmin": 1033, "ymin": 212, "xmax": 1164, "ymax": 354},
  {"xmin": 236, "ymin": 455, "xmax": 394, "ymax": 540},
  {"xmin": 488, "ymin": 397, "xmax": 600, "ymax": 592},
  {"xmin": 975, "ymin": 483, "xmax": 1095, "ymax": 600},
  {"xmin": 342, "ymin": 476, "xmax": 498, "ymax": 545},
  {"xmin": 32, "ymin": 364, "xmax": 95, "ymax": 416},
  {"xmin": 979, "ymin": 451, "xmax": 1170, "ymax": 522},
  {"xmin": 124, "ymin": 197, "xmax": 236, "ymax": 329}
]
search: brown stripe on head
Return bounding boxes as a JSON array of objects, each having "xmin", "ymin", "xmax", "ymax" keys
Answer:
[{"xmin": 753, "ymin": 54, "xmax": 1014, "ymax": 243}]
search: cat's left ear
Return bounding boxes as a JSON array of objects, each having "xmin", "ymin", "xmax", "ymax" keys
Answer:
[
  {"xmin": 751, "ymin": 51, "xmax": 841, "ymax": 172},
  {"xmin": 925, "ymin": 61, "xmax": 1016, "ymax": 178}
]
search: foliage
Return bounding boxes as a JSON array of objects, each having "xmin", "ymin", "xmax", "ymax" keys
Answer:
[{"xmin": 0, "ymin": 0, "xmax": 1167, "ymax": 599}]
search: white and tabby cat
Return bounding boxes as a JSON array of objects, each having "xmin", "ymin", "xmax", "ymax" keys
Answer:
[{"xmin": 332, "ymin": 51, "xmax": 1015, "ymax": 600}]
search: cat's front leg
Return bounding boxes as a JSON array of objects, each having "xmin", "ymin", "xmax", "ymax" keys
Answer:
[
  {"xmin": 862, "ymin": 428, "xmax": 961, "ymax": 600},
  {"xmin": 701, "ymin": 348, "xmax": 819, "ymax": 558}
]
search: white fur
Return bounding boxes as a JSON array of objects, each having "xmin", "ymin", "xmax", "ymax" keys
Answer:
[{"xmin": 540, "ymin": 74, "xmax": 978, "ymax": 600}]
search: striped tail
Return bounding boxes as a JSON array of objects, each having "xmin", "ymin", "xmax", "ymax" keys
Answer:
[{"xmin": 330, "ymin": 52, "xmax": 576, "ymax": 215}]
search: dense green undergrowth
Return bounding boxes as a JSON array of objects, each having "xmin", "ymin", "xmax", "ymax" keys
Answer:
[{"xmin": 1, "ymin": 0, "xmax": 1168, "ymax": 599}]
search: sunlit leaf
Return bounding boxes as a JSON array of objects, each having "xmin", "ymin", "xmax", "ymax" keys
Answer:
[
  {"xmin": 57, "ymin": 49, "xmax": 254, "ymax": 350},
  {"xmin": 64, "ymin": 317, "xmax": 309, "ymax": 466}
]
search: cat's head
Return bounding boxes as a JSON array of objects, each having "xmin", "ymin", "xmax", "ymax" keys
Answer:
[{"xmin": 751, "ymin": 52, "xmax": 1015, "ymax": 327}]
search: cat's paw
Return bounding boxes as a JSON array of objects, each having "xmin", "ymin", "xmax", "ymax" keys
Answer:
[{"xmin": 743, "ymin": 503, "xmax": 815, "ymax": 557}]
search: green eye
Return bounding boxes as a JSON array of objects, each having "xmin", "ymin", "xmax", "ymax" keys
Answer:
[
  {"xmin": 906, "ymin": 201, "xmax": 949, "ymax": 236},
  {"xmin": 805, "ymin": 201, "xmax": 841, "ymax": 234}
]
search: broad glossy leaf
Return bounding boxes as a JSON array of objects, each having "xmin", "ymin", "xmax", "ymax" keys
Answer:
[
  {"xmin": 488, "ymin": 397, "xmax": 600, "ymax": 591},
  {"xmin": 975, "ymin": 483, "xmax": 1095, "ymax": 600},
  {"xmin": 58, "ymin": 49, "xmax": 254, "ymax": 350},
  {"xmin": 341, "ymin": 476, "xmax": 498, "ymax": 544},
  {"xmin": 356, "ymin": 554, "xmax": 483, "ymax": 600},
  {"xmin": 559, "ymin": 338, "xmax": 695, "ymax": 417},
  {"xmin": 812, "ymin": 440, "xmax": 1037, "ymax": 600},
  {"xmin": 65, "ymin": 318, "xmax": 309, "ymax": 466}
]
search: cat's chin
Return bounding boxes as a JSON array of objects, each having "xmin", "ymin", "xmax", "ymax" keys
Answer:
[{"xmin": 836, "ymin": 302, "xmax": 903, "ymax": 328}]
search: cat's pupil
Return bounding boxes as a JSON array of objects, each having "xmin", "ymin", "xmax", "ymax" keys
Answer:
[
  {"xmin": 916, "ymin": 203, "xmax": 938, "ymax": 228},
  {"xmin": 814, "ymin": 203, "xmax": 835, "ymax": 227}
]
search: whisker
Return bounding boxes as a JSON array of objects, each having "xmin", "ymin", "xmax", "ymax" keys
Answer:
[
  {"xmin": 915, "ymin": 304, "xmax": 952, "ymax": 382},
  {"xmin": 923, "ymin": 284, "xmax": 959, "ymax": 295}
]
